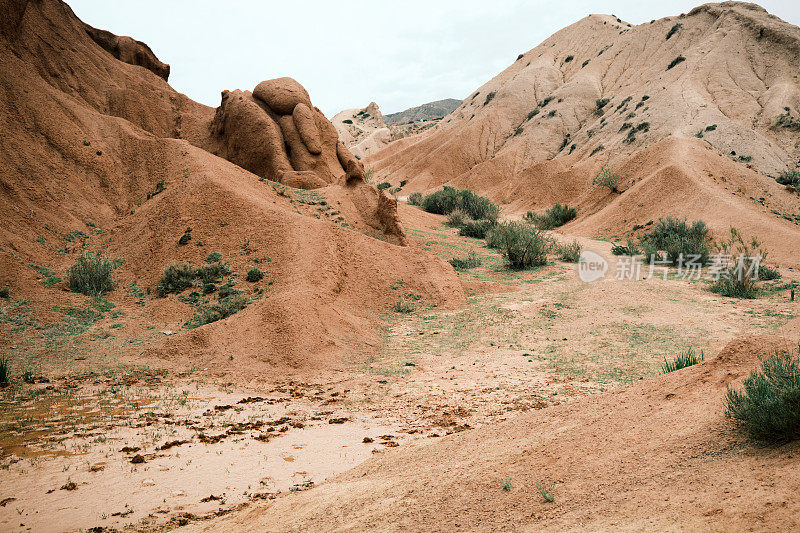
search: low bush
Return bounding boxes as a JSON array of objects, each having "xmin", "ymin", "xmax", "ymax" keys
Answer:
[
  {"xmin": 377, "ymin": 182, "xmax": 391, "ymax": 190},
  {"xmin": 186, "ymin": 295, "xmax": 248, "ymax": 329},
  {"xmin": 487, "ymin": 222, "xmax": 553, "ymax": 269},
  {"xmin": 759, "ymin": 264, "xmax": 781, "ymax": 281},
  {"xmin": 776, "ymin": 170, "xmax": 800, "ymax": 187},
  {"xmin": 67, "ymin": 253, "xmax": 115, "ymax": 296},
  {"xmin": 392, "ymin": 296, "xmax": 416, "ymax": 313},
  {"xmin": 667, "ymin": 55, "xmax": 686, "ymax": 70},
  {"xmin": 449, "ymin": 252, "xmax": 482, "ymax": 270},
  {"xmin": 446, "ymin": 209, "xmax": 470, "ymax": 228},
  {"xmin": 157, "ymin": 263, "xmax": 197, "ymax": 296},
  {"xmin": 245, "ymin": 268, "xmax": 264, "ymax": 282},
  {"xmin": 661, "ymin": 348, "xmax": 703, "ymax": 373},
  {"xmin": 421, "ymin": 186, "xmax": 500, "ymax": 221},
  {"xmin": 196, "ymin": 262, "xmax": 230, "ymax": 284},
  {"xmin": 709, "ymin": 228, "xmax": 766, "ymax": 299},
  {"xmin": 592, "ymin": 167, "xmax": 626, "ymax": 193},
  {"xmin": 636, "ymin": 217, "xmax": 711, "ymax": 265},
  {"xmin": 408, "ymin": 192, "xmax": 423, "ymax": 206},
  {"xmin": 725, "ymin": 347, "xmax": 800, "ymax": 442},
  {"xmin": 206, "ymin": 252, "xmax": 223, "ymax": 263},
  {"xmin": 556, "ymin": 241, "xmax": 582, "ymax": 262},
  {"xmin": 524, "ymin": 204, "xmax": 577, "ymax": 229},
  {"xmin": 459, "ymin": 220, "xmax": 493, "ymax": 239}
]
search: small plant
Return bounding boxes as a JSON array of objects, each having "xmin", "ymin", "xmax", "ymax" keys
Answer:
[
  {"xmin": 524, "ymin": 204, "xmax": 577, "ymax": 229},
  {"xmin": 377, "ymin": 182, "xmax": 391, "ymax": 190},
  {"xmin": 594, "ymin": 98, "xmax": 609, "ymax": 115},
  {"xmin": 564, "ymin": 55, "xmax": 574, "ymax": 63},
  {"xmin": 392, "ymin": 296, "xmax": 416, "ymax": 314},
  {"xmin": 206, "ymin": 252, "xmax": 223, "ymax": 263},
  {"xmin": 709, "ymin": 228, "xmax": 767, "ymax": 299},
  {"xmin": 556, "ymin": 241, "xmax": 582, "ymax": 263},
  {"xmin": 421, "ymin": 187, "xmax": 499, "ymax": 222},
  {"xmin": 661, "ymin": 348, "xmax": 704, "ymax": 373},
  {"xmin": 758, "ymin": 264, "xmax": 781, "ymax": 280},
  {"xmin": 446, "ymin": 209, "xmax": 470, "ymax": 228},
  {"xmin": 725, "ymin": 346, "xmax": 800, "ymax": 442},
  {"xmin": 23, "ymin": 370, "xmax": 35, "ymax": 384},
  {"xmin": 67, "ymin": 253, "xmax": 115, "ymax": 296},
  {"xmin": 636, "ymin": 217, "xmax": 711, "ymax": 265},
  {"xmin": 536, "ymin": 481, "xmax": 555, "ymax": 503},
  {"xmin": 245, "ymin": 268, "xmax": 264, "ymax": 283},
  {"xmin": 484, "ymin": 91, "xmax": 496, "ymax": 106},
  {"xmin": 186, "ymin": 295, "xmax": 248, "ymax": 328},
  {"xmin": 0, "ymin": 288, "xmax": 9, "ymax": 299},
  {"xmin": 527, "ymin": 109, "xmax": 540, "ymax": 120},
  {"xmin": 593, "ymin": 166, "xmax": 627, "ymax": 193},
  {"xmin": 408, "ymin": 192, "xmax": 423, "ymax": 206},
  {"xmin": 665, "ymin": 23, "xmax": 682, "ymax": 40},
  {"xmin": 667, "ymin": 55, "xmax": 686, "ymax": 70},
  {"xmin": 196, "ymin": 262, "xmax": 230, "ymax": 284},
  {"xmin": 449, "ymin": 252, "xmax": 482, "ymax": 270},
  {"xmin": 776, "ymin": 170, "xmax": 800, "ymax": 188},
  {"xmin": 500, "ymin": 478, "xmax": 511, "ymax": 491},
  {"xmin": 157, "ymin": 263, "xmax": 197, "ymax": 296},
  {"xmin": 146, "ymin": 179, "xmax": 166, "ymax": 200},
  {"xmin": 342, "ymin": 119, "xmax": 353, "ymax": 124},
  {"xmin": 0, "ymin": 355, "xmax": 9, "ymax": 386},
  {"xmin": 590, "ymin": 144, "xmax": 604, "ymax": 157}
]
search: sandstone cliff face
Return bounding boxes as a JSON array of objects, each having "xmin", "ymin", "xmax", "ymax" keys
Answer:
[{"xmin": 82, "ymin": 23, "xmax": 170, "ymax": 80}]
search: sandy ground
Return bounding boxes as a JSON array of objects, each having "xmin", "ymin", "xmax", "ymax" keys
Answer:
[{"xmin": 1, "ymin": 205, "xmax": 797, "ymax": 532}]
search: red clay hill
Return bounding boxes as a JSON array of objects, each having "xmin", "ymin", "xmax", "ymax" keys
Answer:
[{"xmin": 0, "ymin": 0, "xmax": 464, "ymax": 375}]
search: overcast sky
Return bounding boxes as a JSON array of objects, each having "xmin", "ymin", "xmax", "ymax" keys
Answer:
[{"xmin": 69, "ymin": 0, "xmax": 800, "ymax": 117}]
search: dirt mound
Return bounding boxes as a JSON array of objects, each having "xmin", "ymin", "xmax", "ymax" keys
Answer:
[
  {"xmin": 368, "ymin": 2, "xmax": 800, "ymax": 267},
  {"xmin": 194, "ymin": 333, "xmax": 800, "ymax": 531},
  {"xmin": 82, "ymin": 22, "xmax": 170, "ymax": 80},
  {"xmin": 0, "ymin": 0, "xmax": 464, "ymax": 374},
  {"xmin": 332, "ymin": 102, "xmax": 392, "ymax": 159}
]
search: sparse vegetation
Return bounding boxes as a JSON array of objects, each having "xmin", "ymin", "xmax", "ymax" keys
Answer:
[
  {"xmin": 484, "ymin": 91, "xmax": 496, "ymax": 106},
  {"xmin": 157, "ymin": 263, "xmax": 198, "ymax": 296},
  {"xmin": 446, "ymin": 209, "xmax": 470, "ymax": 228},
  {"xmin": 67, "ymin": 253, "xmax": 115, "ymax": 296},
  {"xmin": 661, "ymin": 348, "xmax": 703, "ymax": 373},
  {"xmin": 487, "ymin": 222, "xmax": 553, "ymax": 269},
  {"xmin": 590, "ymin": 144, "xmax": 604, "ymax": 156},
  {"xmin": 709, "ymin": 228, "xmax": 767, "ymax": 299},
  {"xmin": 408, "ymin": 192, "xmax": 423, "ymax": 206},
  {"xmin": 556, "ymin": 241, "xmax": 582, "ymax": 262},
  {"xmin": 594, "ymin": 98, "xmax": 610, "ymax": 115},
  {"xmin": 665, "ymin": 23, "xmax": 682, "ymax": 40},
  {"xmin": 459, "ymin": 219, "xmax": 493, "ymax": 239},
  {"xmin": 377, "ymin": 182, "xmax": 391, "ymax": 190},
  {"xmin": 146, "ymin": 179, "xmax": 166, "ymax": 200},
  {"xmin": 186, "ymin": 294, "xmax": 248, "ymax": 328},
  {"xmin": 592, "ymin": 166, "xmax": 627, "ymax": 193},
  {"xmin": 449, "ymin": 252, "xmax": 482, "ymax": 270},
  {"xmin": 342, "ymin": 119, "xmax": 353, "ymax": 124},
  {"xmin": 524, "ymin": 204, "xmax": 577, "ymax": 229},
  {"xmin": 206, "ymin": 251, "xmax": 223, "ymax": 263},
  {"xmin": 245, "ymin": 268, "xmax": 264, "ymax": 282},
  {"xmin": 776, "ymin": 170, "xmax": 800, "ymax": 188},
  {"xmin": 392, "ymin": 296, "xmax": 417, "ymax": 314},
  {"xmin": 667, "ymin": 55, "xmax": 686, "ymax": 70},
  {"xmin": 421, "ymin": 187, "xmax": 500, "ymax": 222},
  {"xmin": 537, "ymin": 481, "xmax": 555, "ymax": 503},
  {"xmin": 634, "ymin": 217, "xmax": 711, "ymax": 265},
  {"xmin": 725, "ymin": 346, "xmax": 800, "ymax": 442}
]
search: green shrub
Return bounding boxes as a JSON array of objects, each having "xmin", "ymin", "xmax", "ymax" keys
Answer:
[
  {"xmin": 725, "ymin": 347, "xmax": 800, "ymax": 442},
  {"xmin": 218, "ymin": 282, "xmax": 241, "ymax": 299},
  {"xmin": 408, "ymin": 192, "xmax": 423, "ymax": 206},
  {"xmin": 524, "ymin": 204, "xmax": 577, "ymax": 229},
  {"xmin": 206, "ymin": 252, "xmax": 223, "ymax": 263},
  {"xmin": 459, "ymin": 220, "xmax": 493, "ymax": 239},
  {"xmin": 446, "ymin": 209, "xmax": 470, "ymax": 228},
  {"xmin": 0, "ymin": 354, "xmax": 9, "ymax": 386},
  {"xmin": 67, "ymin": 253, "xmax": 115, "ymax": 296},
  {"xmin": 556, "ymin": 241, "xmax": 582, "ymax": 262},
  {"xmin": 157, "ymin": 263, "xmax": 197, "ymax": 296},
  {"xmin": 196, "ymin": 262, "xmax": 229, "ymax": 284},
  {"xmin": 421, "ymin": 186, "xmax": 499, "ymax": 221},
  {"xmin": 449, "ymin": 252, "xmax": 482, "ymax": 270},
  {"xmin": 661, "ymin": 348, "xmax": 703, "ymax": 373},
  {"xmin": 667, "ymin": 55, "xmax": 686, "ymax": 70},
  {"xmin": 245, "ymin": 268, "xmax": 264, "ymax": 282},
  {"xmin": 377, "ymin": 182, "xmax": 391, "ymax": 190},
  {"xmin": 592, "ymin": 166, "xmax": 626, "ymax": 193},
  {"xmin": 759, "ymin": 265, "xmax": 781, "ymax": 281},
  {"xmin": 488, "ymin": 222, "xmax": 553, "ymax": 269},
  {"xmin": 342, "ymin": 119, "xmax": 353, "ymax": 124},
  {"xmin": 484, "ymin": 91, "xmax": 496, "ymax": 105},
  {"xmin": 186, "ymin": 295, "xmax": 248, "ymax": 329},
  {"xmin": 776, "ymin": 170, "xmax": 800, "ymax": 187},
  {"xmin": 611, "ymin": 243, "xmax": 633, "ymax": 256},
  {"xmin": 636, "ymin": 217, "xmax": 711, "ymax": 265},
  {"xmin": 665, "ymin": 23, "xmax": 682, "ymax": 40},
  {"xmin": 0, "ymin": 288, "xmax": 9, "ymax": 299},
  {"xmin": 709, "ymin": 228, "xmax": 766, "ymax": 299},
  {"xmin": 392, "ymin": 296, "xmax": 416, "ymax": 313}
]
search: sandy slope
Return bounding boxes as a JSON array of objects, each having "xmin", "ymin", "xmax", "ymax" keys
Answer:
[
  {"xmin": 193, "ymin": 331, "xmax": 800, "ymax": 532},
  {"xmin": 368, "ymin": 2, "xmax": 800, "ymax": 267}
]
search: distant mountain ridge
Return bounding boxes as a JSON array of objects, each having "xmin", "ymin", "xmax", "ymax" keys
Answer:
[{"xmin": 384, "ymin": 98, "xmax": 461, "ymax": 125}]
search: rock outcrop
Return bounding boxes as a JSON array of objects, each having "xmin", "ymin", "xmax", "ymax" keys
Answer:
[{"xmin": 82, "ymin": 23, "xmax": 170, "ymax": 80}]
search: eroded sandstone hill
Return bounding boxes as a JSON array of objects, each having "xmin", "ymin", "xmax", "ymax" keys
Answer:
[
  {"xmin": 0, "ymin": 0, "xmax": 464, "ymax": 373},
  {"xmin": 369, "ymin": 2, "xmax": 800, "ymax": 267}
]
